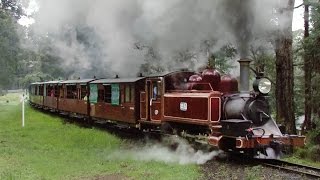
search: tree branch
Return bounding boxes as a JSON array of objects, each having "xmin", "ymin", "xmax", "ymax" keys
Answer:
[{"xmin": 294, "ymin": 3, "xmax": 304, "ymax": 9}]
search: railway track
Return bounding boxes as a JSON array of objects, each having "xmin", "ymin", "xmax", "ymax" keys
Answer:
[{"xmin": 259, "ymin": 159, "xmax": 320, "ymax": 179}]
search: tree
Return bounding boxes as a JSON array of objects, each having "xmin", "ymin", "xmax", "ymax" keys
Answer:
[
  {"xmin": 275, "ymin": 0, "xmax": 296, "ymax": 134},
  {"xmin": 0, "ymin": 0, "xmax": 23, "ymax": 19},
  {"xmin": 0, "ymin": 0, "xmax": 25, "ymax": 90},
  {"xmin": 200, "ymin": 40, "xmax": 236, "ymax": 74},
  {"xmin": 137, "ymin": 43, "xmax": 165, "ymax": 75},
  {"xmin": 302, "ymin": 0, "xmax": 313, "ymax": 133},
  {"xmin": 309, "ymin": 2, "xmax": 320, "ymax": 126},
  {"xmin": 250, "ymin": 46, "xmax": 277, "ymax": 113},
  {"xmin": 215, "ymin": 45, "xmax": 237, "ymax": 73},
  {"xmin": 0, "ymin": 10, "xmax": 21, "ymax": 89}
]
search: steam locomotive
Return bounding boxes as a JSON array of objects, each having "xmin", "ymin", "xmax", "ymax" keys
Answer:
[{"xmin": 29, "ymin": 58, "xmax": 305, "ymax": 159}]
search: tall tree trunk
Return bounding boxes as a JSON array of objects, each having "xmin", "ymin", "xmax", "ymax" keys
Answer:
[
  {"xmin": 275, "ymin": 0, "xmax": 297, "ymax": 134},
  {"xmin": 302, "ymin": 2, "xmax": 312, "ymax": 133},
  {"xmin": 313, "ymin": 5, "xmax": 320, "ymax": 125}
]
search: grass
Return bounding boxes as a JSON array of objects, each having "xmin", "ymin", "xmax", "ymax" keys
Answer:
[
  {"xmin": 0, "ymin": 93, "xmax": 200, "ymax": 180},
  {"xmin": 284, "ymin": 155, "xmax": 320, "ymax": 168},
  {"xmin": 244, "ymin": 165, "xmax": 262, "ymax": 180}
]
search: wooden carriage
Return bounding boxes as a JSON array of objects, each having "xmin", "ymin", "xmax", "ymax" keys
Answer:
[{"xmin": 58, "ymin": 79, "xmax": 94, "ymax": 117}]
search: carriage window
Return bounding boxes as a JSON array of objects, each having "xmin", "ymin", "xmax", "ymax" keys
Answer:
[
  {"xmin": 33, "ymin": 86, "xmax": 38, "ymax": 95},
  {"xmin": 66, "ymin": 85, "xmax": 77, "ymax": 99},
  {"xmin": 48, "ymin": 86, "xmax": 51, "ymax": 97},
  {"xmin": 157, "ymin": 82, "xmax": 162, "ymax": 97},
  {"xmin": 151, "ymin": 81, "xmax": 162, "ymax": 99},
  {"xmin": 104, "ymin": 85, "xmax": 111, "ymax": 103},
  {"xmin": 39, "ymin": 85, "xmax": 44, "ymax": 96},
  {"xmin": 59, "ymin": 86, "xmax": 64, "ymax": 98},
  {"xmin": 54, "ymin": 86, "xmax": 59, "ymax": 98},
  {"xmin": 98, "ymin": 88, "xmax": 104, "ymax": 102},
  {"xmin": 47, "ymin": 85, "xmax": 55, "ymax": 97},
  {"xmin": 89, "ymin": 84, "xmax": 98, "ymax": 103},
  {"xmin": 125, "ymin": 85, "xmax": 130, "ymax": 102},
  {"xmin": 46, "ymin": 85, "xmax": 50, "ymax": 96},
  {"xmin": 121, "ymin": 85, "xmax": 124, "ymax": 104},
  {"xmin": 152, "ymin": 83, "xmax": 158, "ymax": 99},
  {"xmin": 111, "ymin": 84, "xmax": 120, "ymax": 105},
  {"xmin": 80, "ymin": 85, "xmax": 87, "ymax": 99},
  {"xmin": 131, "ymin": 85, "xmax": 135, "ymax": 102}
]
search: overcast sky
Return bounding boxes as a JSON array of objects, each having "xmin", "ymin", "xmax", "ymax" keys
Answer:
[
  {"xmin": 19, "ymin": 0, "xmax": 305, "ymax": 31},
  {"xmin": 293, "ymin": 0, "xmax": 304, "ymax": 31}
]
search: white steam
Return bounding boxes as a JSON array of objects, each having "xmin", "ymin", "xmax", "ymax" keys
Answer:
[
  {"xmin": 24, "ymin": 0, "xmax": 293, "ymax": 78},
  {"xmin": 108, "ymin": 136, "xmax": 220, "ymax": 165}
]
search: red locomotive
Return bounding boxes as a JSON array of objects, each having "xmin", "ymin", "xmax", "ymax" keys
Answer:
[{"xmin": 29, "ymin": 58, "xmax": 305, "ymax": 159}]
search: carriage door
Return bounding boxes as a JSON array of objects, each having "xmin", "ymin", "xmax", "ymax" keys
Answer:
[{"xmin": 148, "ymin": 78, "xmax": 163, "ymax": 121}]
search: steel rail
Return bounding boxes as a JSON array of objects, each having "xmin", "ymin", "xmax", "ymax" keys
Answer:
[{"xmin": 259, "ymin": 159, "xmax": 320, "ymax": 179}]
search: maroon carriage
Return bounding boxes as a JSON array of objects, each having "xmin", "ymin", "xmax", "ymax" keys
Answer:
[
  {"xmin": 43, "ymin": 80, "xmax": 61, "ymax": 111},
  {"xmin": 89, "ymin": 77, "xmax": 145, "ymax": 126},
  {"xmin": 58, "ymin": 79, "xmax": 94, "ymax": 117}
]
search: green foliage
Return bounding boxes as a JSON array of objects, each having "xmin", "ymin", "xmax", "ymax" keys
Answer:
[
  {"xmin": 0, "ymin": 10, "xmax": 21, "ymax": 89},
  {"xmin": 213, "ymin": 45, "xmax": 237, "ymax": 73},
  {"xmin": 308, "ymin": 127, "xmax": 320, "ymax": 145},
  {"xmin": 285, "ymin": 155, "xmax": 320, "ymax": 168},
  {"xmin": 245, "ymin": 166, "xmax": 262, "ymax": 180},
  {"xmin": 250, "ymin": 50, "xmax": 277, "ymax": 114},
  {"xmin": 291, "ymin": 30, "xmax": 305, "ymax": 117},
  {"xmin": 292, "ymin": 3, "xmax": 320, "ymax": 133},
  {"xmin": 0, "ymin": 0, "xmax": 23, "ymax": 19},
  {"xmin": 293, "ymin": 127, "xmax": 320, "ymax": 162},
  {"xmin": 295, "ymin": 147, "xmax": 308, "ymax": 159},
  {"xmin": 292, "ymin": 145, "xmax": 320, "ymax": 163},
  {"xmin": 139, "ymin": 41, "xmax": 236, "ymax": 75},
  {"xmin": 309, "ymin": 145, "xmax": 320, "ymax": 162},
  {"xmin": 139, "ymin": 46, "xmax": 165, "ymax": 75},
  {"xmin": 171, "ymin": 49, "xmax": 198, "ymax": 71}
]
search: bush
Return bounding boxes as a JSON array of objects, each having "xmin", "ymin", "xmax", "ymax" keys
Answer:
[
  {"xmin": 296, "ymin": 148, "xmax": 308, "ymax": 159},
  {"xmin": 294, "ymin": 127, "xmax": 320, "ymax": 162},
  {"xmin": 309, "ymin": 145, "xmax": 320, "ymax": 162},
  {"xmin": 308, "ymin": 128, "xmax": 320, "ymax": 145}
]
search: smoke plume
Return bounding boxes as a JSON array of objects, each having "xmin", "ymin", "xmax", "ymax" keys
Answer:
[
  {"xmin": 24, "ymin": 0, "xmax": 293, "ymax": 78},
  {"xmin": 107, "ymin": 136, "xmax": 221, "ymax": 165}
]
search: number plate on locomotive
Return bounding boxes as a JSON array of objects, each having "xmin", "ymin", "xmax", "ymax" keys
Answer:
[{"xmin": 180, "ymin": 102, "xmax": 187, "ymax": 111}]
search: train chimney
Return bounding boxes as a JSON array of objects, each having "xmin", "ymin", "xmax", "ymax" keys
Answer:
[{"xmin": 238, "ymin": 58, "xmax": 252, "ymax": 92}]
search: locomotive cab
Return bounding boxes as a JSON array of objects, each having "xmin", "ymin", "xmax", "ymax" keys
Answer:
[{"xmin": 139, "ymin": 70, "xmax": 221, "ymax": 135}]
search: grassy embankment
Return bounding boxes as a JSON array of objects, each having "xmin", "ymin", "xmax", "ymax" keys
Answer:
[
  {"xmin": 285, "ymin": 145, "xmax": 320, "ymax": 168},
  {"xmin": 0, "ymin": 93, "xmax": 200, "ymax": 180}
]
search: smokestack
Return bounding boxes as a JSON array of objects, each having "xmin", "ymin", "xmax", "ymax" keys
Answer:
[{"xmin": 238, "ymin": 58, "xmax": 252, "ymax": 92}]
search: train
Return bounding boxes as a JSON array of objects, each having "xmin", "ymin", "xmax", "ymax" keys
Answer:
[{"xmin": 28, "ymin": 58, "xmax": 305, "ymax": 159}]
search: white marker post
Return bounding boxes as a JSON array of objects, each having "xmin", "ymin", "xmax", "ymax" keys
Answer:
[{"xmin": 21, "ymin": 94, "xmax": 25, "ymax": 127}]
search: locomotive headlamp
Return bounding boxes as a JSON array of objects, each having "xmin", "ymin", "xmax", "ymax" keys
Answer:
[{"xmin": 253, "ymin": 78, "xmax": 271, "ymax": 94}]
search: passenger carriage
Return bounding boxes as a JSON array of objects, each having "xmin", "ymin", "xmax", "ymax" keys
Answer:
[
  {"xmin": 43, "ymin": 80, "xmax": 61, "ymax": 111},
  {"xmin": 89, "ymin": 77, "xmax": 145, "ymax": 126},
  {"xmin": 57, "ymin": 79, "xmax": 94, "ymax": 117},
  {"xmin": 29, "ymin": 82, "xmax": 44, "ymax": 108}
]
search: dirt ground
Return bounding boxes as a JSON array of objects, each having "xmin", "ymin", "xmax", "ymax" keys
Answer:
[
  {"xmin": 200, "ymin": 157, "xmax": 311, "ymax": 180},
  {"xmin": 83, "ymin": 158, "xmax": 312, "ymax": 180},
  {"xmin": 78, "ymin": 174, "xmax": 131, "ymax": 180}
]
